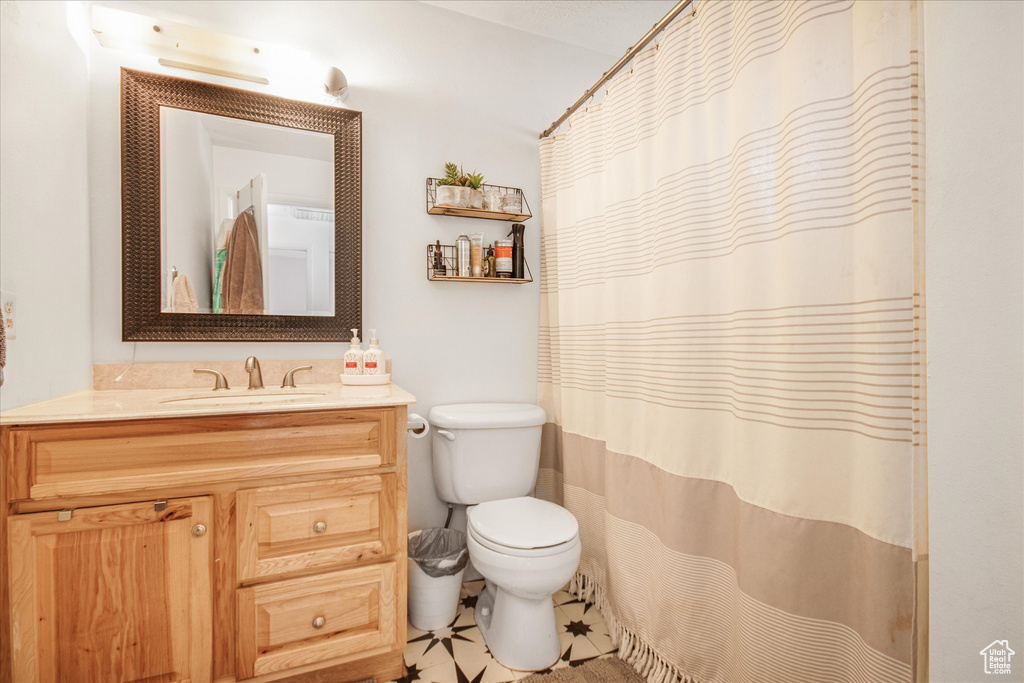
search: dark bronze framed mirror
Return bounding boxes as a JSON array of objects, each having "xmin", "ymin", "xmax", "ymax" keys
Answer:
[{"xmin": 121, "ymin": 68, "xmax": 361, "ymax": 341}]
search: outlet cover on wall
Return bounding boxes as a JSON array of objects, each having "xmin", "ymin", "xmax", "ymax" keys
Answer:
[{"xmin": 1, "ymin": 290, "xmax": 16, "ymax": 340}]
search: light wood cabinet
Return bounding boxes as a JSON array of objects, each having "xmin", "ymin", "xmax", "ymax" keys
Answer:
[
  {"xmin": 236, "ymin": 563, "xmax": 398, "ymax": 679},
  {"xmin": 237, "ymin": 475, "xmax": 398, "ymax": 582},
  {"xmin": 0, "ymin": 406, "xmax": 408, "ymax": 683},
  {"xmin": 7, "ymin": 497, "xmax": 212, "ymax": 683}
]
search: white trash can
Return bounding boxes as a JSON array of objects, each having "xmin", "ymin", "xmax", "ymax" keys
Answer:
[{"xmin": 407, "ymin": 529, "xmax": 468, "ymax": 631}]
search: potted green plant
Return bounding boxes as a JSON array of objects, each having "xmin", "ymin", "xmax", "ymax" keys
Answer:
[{"xmin": 436, "ymin": 162, "xmax": 485, "ymax": 208}]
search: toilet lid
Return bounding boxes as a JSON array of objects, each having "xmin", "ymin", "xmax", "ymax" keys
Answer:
[{"xmin": 468, "ymin": 497, "xmax": 579, "ymax": 550}]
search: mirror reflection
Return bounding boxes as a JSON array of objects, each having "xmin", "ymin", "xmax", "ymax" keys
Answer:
[{"xmin": 159, "ymin": 108, "xmax": 335, "ymax": 316}]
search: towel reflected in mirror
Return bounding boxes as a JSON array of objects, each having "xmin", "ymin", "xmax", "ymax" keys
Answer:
[
  {"xmin": 221, "ymin": 209, "xmax": 265, "ymax": 315},
  {"xmin": 171, "ymin": 273, "xmax": 198, "ymax": 313}
]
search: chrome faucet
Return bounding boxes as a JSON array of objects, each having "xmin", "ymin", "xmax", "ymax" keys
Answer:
[{"xmin": 244, "ymin": 356, "xmax": 263, "ymax": 390}]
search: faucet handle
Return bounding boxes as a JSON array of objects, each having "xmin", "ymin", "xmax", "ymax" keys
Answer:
[
  {"xmin": 281, "ymin": 365, "xmax": 313, "ymax": 388},
  {"xmin": 194, "ymin": 368, "xmax": 229, "ymax": 390}
]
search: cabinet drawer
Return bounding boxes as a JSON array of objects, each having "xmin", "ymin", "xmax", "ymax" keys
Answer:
[
  {"xmin": 236, "ymin": 562, "xmax": 397, "ymax": 679},
  {"xmin": 237, "ymin": 475, "xmax": 398, "ymax": 581},
  {"xmin": 5, "ymin": 409, "xmax": 396, "ymax": 501}
]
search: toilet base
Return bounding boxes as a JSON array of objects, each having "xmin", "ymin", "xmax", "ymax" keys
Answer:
[{"xmin": 475, "ymin": 581, "xmax": 560, "ymax": 672}]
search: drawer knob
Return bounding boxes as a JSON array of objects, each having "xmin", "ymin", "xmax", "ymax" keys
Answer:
[
  {"xmin": 312, "ymin": 616, "xmax": 326, "ymax": 629},
  {"xmin": 313, "ymin": 521, "xmax": 327, "ymax": 534},
  {"xmin": 191, "ymin": 524, "xmax": 207, "ymax": 538}
]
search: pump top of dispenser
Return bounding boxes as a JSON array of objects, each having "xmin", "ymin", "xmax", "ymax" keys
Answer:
[
  {"xmin": 368, "ymin": 329, "xmax": 380, "ymax": 346},
  {"xmin": 350, "ymin": 329, "xmax": 360, "ymax": 345}
]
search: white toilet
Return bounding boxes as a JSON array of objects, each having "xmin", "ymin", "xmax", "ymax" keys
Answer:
[{"xmin": 428, "ymin": 403, "xmax": 581, "ymax": 671}]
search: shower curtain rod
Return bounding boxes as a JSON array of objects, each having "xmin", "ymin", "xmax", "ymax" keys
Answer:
[{"xmin": 539, "ymin": 0, "xmax": 693, "ymax": 139}]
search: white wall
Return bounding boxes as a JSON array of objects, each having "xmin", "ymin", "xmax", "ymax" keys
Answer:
[
  {"xmin": 924, "ymin": 2, "xmax": 1024, "ymax": 681},
  {"xmin": 161, "ymin": 108, "xmax": 215, "ymax": 309},
  {"xmin": 211, "ymin": 146, "xmax": 333, "ymax": 208},
  {"xmin": 266, "ymin": 206, "xmax": 335, "ymax": 315},
  {"xmin": 85, "ymin": 0, "xmax": 609, "ymax": 529},
  {"xmin": 0, "ymin": 1, "xmax": 93, "ymax": 410}
]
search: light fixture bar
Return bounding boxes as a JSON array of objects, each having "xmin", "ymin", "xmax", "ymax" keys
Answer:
[
  {"xmin": 157, "ymin": 58, "xmax": 270, "ymax": 85},
  {"xmin": 91, "ymin": 5, "xmax": 310, "ymax": 86}
]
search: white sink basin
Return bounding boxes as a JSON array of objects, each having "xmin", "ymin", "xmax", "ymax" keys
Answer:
[{"xmin": 161, "ymin": 391, "xmax": 327, "ymax": 407}]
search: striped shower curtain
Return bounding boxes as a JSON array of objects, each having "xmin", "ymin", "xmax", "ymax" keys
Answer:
[{"xmin": 536, "ymin": 2, "xmax": 926, "ymax": 682}]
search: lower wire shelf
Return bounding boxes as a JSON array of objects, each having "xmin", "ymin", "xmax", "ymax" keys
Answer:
[{"xmin": 426, "ymin": 243, "xmax": 532, "ymax": 283}]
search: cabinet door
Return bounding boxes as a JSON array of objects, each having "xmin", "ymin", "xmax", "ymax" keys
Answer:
[{"xmin": 7, "ymin": 497, "xmax": 213, "ymax": 683}]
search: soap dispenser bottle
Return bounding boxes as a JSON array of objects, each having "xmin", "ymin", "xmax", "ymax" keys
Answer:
[
  {"xmin": 363, "ymin": 329, "xmax": 385, "ymax": 375},
  {"xmin": 343, "ymin": 329, "xmax": 364, "ymax": 375}
]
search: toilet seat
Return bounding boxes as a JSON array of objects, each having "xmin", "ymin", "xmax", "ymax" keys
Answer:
[
  {"xmin": 468, "ymin": 525, "xmax": 579, "ymax": 558},
  {"xmin": 468, "ymin": 497, "xmax": 579, "ymax": 557}
]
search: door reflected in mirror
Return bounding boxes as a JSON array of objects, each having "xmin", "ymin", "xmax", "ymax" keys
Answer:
[{"xmin": 159, "ymin": 107, "xmax": 335, "ymax": 316}]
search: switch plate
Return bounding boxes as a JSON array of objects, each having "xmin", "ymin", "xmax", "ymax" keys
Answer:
[{"xmin": 1, "ymin": 290, "xmax": 15, "ymax": 340}]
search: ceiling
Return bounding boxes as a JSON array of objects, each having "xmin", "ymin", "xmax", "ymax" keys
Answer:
[{"xmin": 420, "ymin": 0, "xmax": 678, "ymax": 57}]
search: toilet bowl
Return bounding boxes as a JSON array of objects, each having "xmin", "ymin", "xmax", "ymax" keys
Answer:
[
  {"xmin": 466, "ymin": 497, "xmax": 581, "ymax": 671},
  {"xmin": 427, "ymin": 403, "xmax": 581, "ymax": 671}
]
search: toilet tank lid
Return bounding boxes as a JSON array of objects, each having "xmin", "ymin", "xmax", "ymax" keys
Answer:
[
  {"xmin": 469, "ymin": 497, "xmax": 579, "ymax": 550},
  {"xmin": 428, "ymin": 403, "xmax": 546, "ymax": 429}
]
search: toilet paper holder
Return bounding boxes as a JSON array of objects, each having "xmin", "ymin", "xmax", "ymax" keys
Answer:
[{"xmin": 407, "ymin": 413, "xmax": 430, "ymax": 439}]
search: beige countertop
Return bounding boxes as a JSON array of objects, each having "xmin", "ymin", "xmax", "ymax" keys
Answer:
[{"xmin": 0, "ymin": 383, "xmax": 416, "ymax": 426}]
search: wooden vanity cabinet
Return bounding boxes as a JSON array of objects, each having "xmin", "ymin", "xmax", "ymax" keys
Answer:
[{"xmin": 0, "ymin": 406, "xmax": 409, "ymax": 683}]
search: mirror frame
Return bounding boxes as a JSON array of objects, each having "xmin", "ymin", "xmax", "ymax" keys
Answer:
[{"xmin": 121, "ymin": 68, "xmax": 361, "ymax": 341}]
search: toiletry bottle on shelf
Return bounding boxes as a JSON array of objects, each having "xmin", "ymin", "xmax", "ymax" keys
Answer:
[
  {"xmin": 470, "ymin": 233, "xmax": 484, "ymax": 277},
  {"xmin": 486, "ymin": 244, "xmax": 497, "ymax": 278},
  {"xmin": 433, "ymin": 240, "xmax": 446, "ymax": 276},
  {"xmin": 495, "ymin": 238, "xmax": 513, "ymax": 278},
  {"xmin": 363, "ymin": 329, "xmax": 385, "ymax": 375},
  {"xmin": 508, "ymin": 223, "xmax": 525, "ymax": 279},
  {"xmin": 343, "ymin": 328, "xmax": 364, "ymax": 375},
  {"xmin": 456, "ymin": 235, "xmax": 471, "ymax": 277}
]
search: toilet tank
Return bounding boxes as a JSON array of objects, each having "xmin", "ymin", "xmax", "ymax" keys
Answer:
[{"xmin": 428, "ymin": 403, "xmax": 547, "ymax": 505}]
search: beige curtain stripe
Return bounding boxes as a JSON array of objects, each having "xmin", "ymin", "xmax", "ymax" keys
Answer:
[
  {"xmin": 537, "ymin": 429, "xmax": 915, "ymax": 662},
  {"xmin": 564, "ymin": 504, "xmax": 913, "ymax": 683}
]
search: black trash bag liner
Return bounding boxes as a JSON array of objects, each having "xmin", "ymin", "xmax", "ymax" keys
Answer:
[{"xmin": 408, "ymin": 528, "xmax": 469, "ymax": 578}]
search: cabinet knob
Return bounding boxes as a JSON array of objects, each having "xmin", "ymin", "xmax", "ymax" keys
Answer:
[
  {"xmin": 313, "ymin": 521, "xmax": 327, "ymax": 534},
  {"xmin": 191, "ymin": 524, "xmax": 207, "ymax": 538},
  {"xmin": 312, "ymin": 616, "xmax": 326, "ymax": 629}
]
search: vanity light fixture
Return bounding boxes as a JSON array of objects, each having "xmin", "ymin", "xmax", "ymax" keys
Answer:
[
  {"xmin": 323, "ymin": 66, "xmax": 350, "ymax": 103},
  {"xmin": 90, "ymin": 5, "xmax": 310, "ymax": 86}
]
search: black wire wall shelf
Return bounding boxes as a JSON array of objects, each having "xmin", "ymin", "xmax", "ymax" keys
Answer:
[
  {"xmin": 425, "ymin": 178, "xmax": 532, "ymax": 222},
  {"xmin": 426, "ymin": 243, "xmax": 532, "ymax": 284}
]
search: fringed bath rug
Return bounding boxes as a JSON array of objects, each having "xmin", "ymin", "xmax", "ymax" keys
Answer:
[{"xmin": 519, "ymin": 657, "xmax": 645, "ymax": 683}]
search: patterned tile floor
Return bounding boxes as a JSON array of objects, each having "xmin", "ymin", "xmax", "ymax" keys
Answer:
[{"xmin": 396, "ymin": 580, "xmax": 617, "ymax": 683}]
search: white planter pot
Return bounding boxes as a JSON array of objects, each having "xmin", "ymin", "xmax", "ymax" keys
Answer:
[
  {"xmin": 436, "ymin": 185, "xmax": 474, "ymax": 208},
  {"xmin": 468, "ymin": 188, "xmax": 484, "ymax": 209}
]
